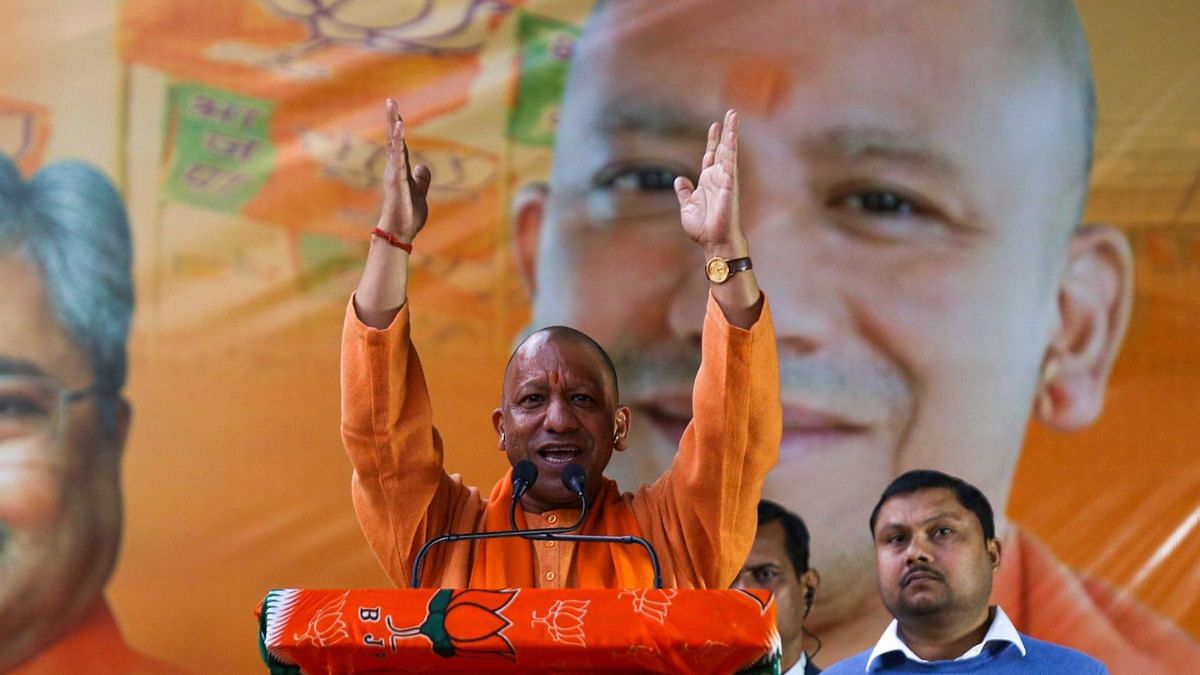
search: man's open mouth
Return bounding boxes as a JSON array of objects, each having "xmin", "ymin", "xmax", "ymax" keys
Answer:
[{"xmin": 537, "ymin": 446, "xmax": 582, "ymax": 465}]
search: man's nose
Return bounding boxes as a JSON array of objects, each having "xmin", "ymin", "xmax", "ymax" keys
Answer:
[
  {"xmin": 730, "ymin": 573, "xmax": 748, "ymax": 591},
  {"xmin": 665, "ymin": 184, "xmax": 845, "ymax": 355},
  {"xmin": 543, "ymin": 396, "xmax": 578, "ymax": 432},
  {"xmin": 905, "ymin": 535, "xmax": 933, "ymax": 564}
]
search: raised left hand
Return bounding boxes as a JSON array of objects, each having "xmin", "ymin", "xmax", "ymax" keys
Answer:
[{"xmin": 674, "ymin": 109, "xmax": 744, "ymax": 253}]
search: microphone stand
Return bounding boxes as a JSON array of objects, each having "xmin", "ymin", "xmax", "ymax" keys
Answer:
[
  {"xmin": 512, "ymin": 491, "xmax": 664, "ymax": 590},
  {"xmin": 412, "ymin": 480, "xmax": 665, "ymax": 589},
  {"xmin": 409, "ymin": 498, "xmax": 589, "ymax": 587}
]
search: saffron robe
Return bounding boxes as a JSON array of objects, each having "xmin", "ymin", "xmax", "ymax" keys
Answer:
[
  {"xmin": 11, "ymin": 600, "xmax": 187, "ymax": 674},
  {"xmin": 340, "ymin": 292, "xmax": 781, "ymax": 589},
  {"xmin": 994, "ymin": 526, "xmax": 1200, "ymax": 674}
]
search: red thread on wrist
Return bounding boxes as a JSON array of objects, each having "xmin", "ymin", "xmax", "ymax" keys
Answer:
[{"xmin": 371, "ymin": 227, "xmax": 413, "ymax": 253}]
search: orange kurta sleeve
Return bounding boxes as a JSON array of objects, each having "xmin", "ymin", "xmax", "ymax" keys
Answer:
[
  {"xmin": 628, "ymin": 292, "xmax": 781, "ymax": 589},
  {"xmin": 340, "ymin": 298, "xmax": 484, "ymax": 587}
]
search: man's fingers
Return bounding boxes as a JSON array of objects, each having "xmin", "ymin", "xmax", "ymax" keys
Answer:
[
  {"xmin": 674, "ymin": 175, "xmax": 695, "ymax": 208},
  {"xmin": 411, "ymin": 164, "xmax": 433, "ymax": 199},
  {"xmin": 718, "ymin": 109, "xmax": 738, "ymax": 159},
  {"xmin": 701, "ymin": 122, "xmax": 720, "ymax": 171}
]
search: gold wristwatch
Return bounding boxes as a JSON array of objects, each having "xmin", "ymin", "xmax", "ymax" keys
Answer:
[{"xmin": 704, "ymin": 256, "xmax": 753, "ymax": 283}]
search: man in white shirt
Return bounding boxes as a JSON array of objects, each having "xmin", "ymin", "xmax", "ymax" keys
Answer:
[{"xmin": 823, "ymin": 470, "xmax": 1106, "ymax": 673}]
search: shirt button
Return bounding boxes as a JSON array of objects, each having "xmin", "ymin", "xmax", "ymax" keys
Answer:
[
  {"xmin": 544, "ymin": 571, "xmax": 556, "ymax": 582},
  {"xmin": 545, "ymin": 540, "xmax": 556, "ymax": 548},
  {"xmin": 546, "ymin": 514, "xmax": 558, "ymax": 524}
]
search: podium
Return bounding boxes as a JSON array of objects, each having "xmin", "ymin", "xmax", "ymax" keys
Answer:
[{"xmin": 258, "ymin": 588, "xmax": 781, "ymax": 674}]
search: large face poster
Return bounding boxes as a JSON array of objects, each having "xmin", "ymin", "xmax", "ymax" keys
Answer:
[{"xmin": 1, "ymin": 1, "xmax": 1197, "ymax": 673}]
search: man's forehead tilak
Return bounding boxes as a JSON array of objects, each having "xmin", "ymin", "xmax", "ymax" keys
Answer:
[
  {"xmin": 577, "ymin": 0, "xmax": 1094, "ymax": 195},
  {"xmin": 503, "ymin": 330, "xmax": 619, "ymax": 402}
]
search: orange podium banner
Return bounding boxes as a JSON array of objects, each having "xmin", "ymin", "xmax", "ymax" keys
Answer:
[{"xmin": 257, "ymin": 588, "xmax": 780, "ymax": 674}]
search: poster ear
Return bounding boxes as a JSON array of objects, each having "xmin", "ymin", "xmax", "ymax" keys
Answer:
[
  {"xmin": 106, "ymin": 396, "xmax": 132, "ymax": 460},
  {"xmin": 1035, "ymin": 223, "xmax": 1133, "ymax": 431},
  {"xmin": 510, "ymin": 182, "xmax": 548, "ymax": 297}
]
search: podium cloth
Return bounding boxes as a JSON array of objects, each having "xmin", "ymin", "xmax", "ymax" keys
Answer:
[
  {"xmin": 340, "ymin": 292, "xmax": 781, "ymax": 589},
  {"xmin": 258, "ymin": 587, "xmax": 781, "ymax": 674}
]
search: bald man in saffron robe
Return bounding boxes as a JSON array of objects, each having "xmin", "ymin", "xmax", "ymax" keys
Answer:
[{"xmin": 341, "ymin": 101, "xmax": 780, "ymax": 589}]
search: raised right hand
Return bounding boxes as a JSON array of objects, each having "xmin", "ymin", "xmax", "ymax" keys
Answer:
[{"xmin": 378, "ymin": 98, "xmax": 432, "ymax": 243}]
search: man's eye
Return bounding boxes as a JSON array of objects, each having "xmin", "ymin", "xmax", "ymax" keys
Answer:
[
  {"xmin": 844, "ymin": 190, "xmax": 916, "ymax": 215},
  {"xmin": 887, "ymin": 534, "xmax": 907, "ymax": 545},
  {"xmin": 594, "ymin": 163, "xmax": 686, "ymax": 192},
  {"xmin": 933, "ymin": 527, "xmax": 954, "ymax": 538},
  {"xmin": 0, "ymin": 395, "xmax": 51, "ymax": 419},
  {"xmin": 753, "ymin": 569, "xmax": 778, "ymax": 582},
  {"xmin": 519, "ymin": 394, "xmax": 544, "ymax": 406}
]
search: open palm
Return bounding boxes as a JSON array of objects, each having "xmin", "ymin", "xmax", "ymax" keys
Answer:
[
  {"xmin": 674, "ymin": 109, "xmax": 739, "ymax": 247},
  {"xmin": 379, "ymin": 98, "xmax": 432, "ymax": 242}
]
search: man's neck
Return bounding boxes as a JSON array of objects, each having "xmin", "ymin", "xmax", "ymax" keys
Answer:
[
  {"xmin": 897, "ymin": 606, "xmax": 993, "ymax": 662},
  {"xmin": 780, "ymin": 630, "xmax": 806, "ymax": 672}
]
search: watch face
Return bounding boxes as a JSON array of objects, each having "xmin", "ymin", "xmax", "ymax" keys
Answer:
[{"xmin": 706, "ymin": 257, "xmax": 730, "ymax": 283}]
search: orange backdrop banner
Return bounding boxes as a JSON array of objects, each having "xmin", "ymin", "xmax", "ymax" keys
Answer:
[{"xmin": 1, "ymin": 1, "xmax": 1197, "ymax": 673}]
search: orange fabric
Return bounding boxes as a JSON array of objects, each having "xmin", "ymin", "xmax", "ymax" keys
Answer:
[
  {"xmin": 10, "ymin": 601, "xmax": 187, "ymax": 674},
  {"xmin": 258, "ymin": 587, "xmax": 780, "ymax": 674},
  {"xmin": 993, "ymin": 527, "xmax": 1200, "ymax": 674},
  {"xmin": 526, "ymin": 509, "xmax": 578, "ymax": 588},
  {"xmin": 473, "ymin": 472, "xmax": 653, "ymax": 588},
  {"xmin": 340, "ymin": 292, "xmax": 781, "ymax": 590}
]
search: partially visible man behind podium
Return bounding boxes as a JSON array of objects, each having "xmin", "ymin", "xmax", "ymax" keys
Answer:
[{"xmin": 340, "ymin": 101, "xmax": 780, "ymax": 589}]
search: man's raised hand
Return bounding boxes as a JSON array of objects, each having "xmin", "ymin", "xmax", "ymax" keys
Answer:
[
  {"xmin": 674, "ymin": 109, "xmax": 744, "ymax": 254},
  {"xmin": 378, "ymin": 98, "xmax": 432, "ymax": 244},
  {"xmin": 353, "ymin": 99, "xmax": 432, "ymax": 328},
  {"xmin": 674, "ymin": 109, "xmax": 761, "ymax": 327}
]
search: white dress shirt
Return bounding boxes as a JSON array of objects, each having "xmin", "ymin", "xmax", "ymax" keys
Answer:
[{"xmin": 864, "ymin": 606, "xmax": 1026, "ymax": 671}]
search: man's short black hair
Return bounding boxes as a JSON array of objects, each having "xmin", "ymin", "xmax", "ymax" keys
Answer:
[
  {"xmin": 869, "ymin": 470, "xmax": 996, "ymax": 543},
  {"xmin": 758, "ymin": 499, "xmax": 811, "ymax": 577}
]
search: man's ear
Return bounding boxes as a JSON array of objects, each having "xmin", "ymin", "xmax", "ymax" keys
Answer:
[
  {"xmin": 1035, "ymin": 223, "xmax": 1133, "ymax": 431},
  {"xmin": 510, "ymin": 181, "xmax": 548, "ymax": 297},
  {"xmin": 491, "ymin": 408, "xmax": 505, "ymax": 451},
  {"xmin": 110, "ymin": 396, "xmax": 132, "ymax": 459},
  {"xmin": 988, "ymin": 538, "xmax": 1003, "ymax": 572},
  {"xmin": 613, "ymin": 406, "xmax": 632, "ymax": 452},
  {"xmin": 801, "ymin": 568, "xmax": 820, "ymax": 594}
]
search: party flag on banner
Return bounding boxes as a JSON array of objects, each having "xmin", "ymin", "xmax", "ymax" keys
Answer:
[
  {"xmin": 164, "ymin": 82, "xmax": 277, "ymax": 212},
  {"xmin": 507, "ymin": 11, "xmax": 579, "ymax": 146}
]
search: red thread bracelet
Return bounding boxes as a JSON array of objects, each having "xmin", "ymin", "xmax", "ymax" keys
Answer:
[{"xmin": 371, "ymin": 227, "xmax": 413, "ymax": 253}]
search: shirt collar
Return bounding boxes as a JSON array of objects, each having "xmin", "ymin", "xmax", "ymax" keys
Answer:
[
  {"xmin": 782, "ymin": 651, "xmax": 808, "ymax": 675},
  {"xmin": 864, "ymin": 606, "xmax": 1026, "ymax": 671}
]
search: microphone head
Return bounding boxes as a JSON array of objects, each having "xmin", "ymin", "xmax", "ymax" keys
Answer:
[
  {"xmin": 512, "ymin": 459, "xmax": 539, "ymax": 500},
  {"xmin": 561, "ymin": 463, "xmax": 587, "ymax": 496}
]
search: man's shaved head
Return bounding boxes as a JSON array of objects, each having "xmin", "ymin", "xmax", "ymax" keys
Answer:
[
  {"xmin": 1011, "ymin": 0, "xmax": 1097, "ymax": 188},
  {"xmin": 505, "ymin": 325, "xmax": 619, "ymax": 403},
  {"xmin": 495, "ymin": 324, "xmax": 629, "ymax": 513}
]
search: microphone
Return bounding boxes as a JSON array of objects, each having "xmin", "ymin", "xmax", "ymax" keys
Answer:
[
  {"xmin": 512, "ymin": 459, "xmax": 538, "ymax": 501},
  {"xmin": 561, "ymin": 462, "xmax": 586, "ymax": 497}
]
